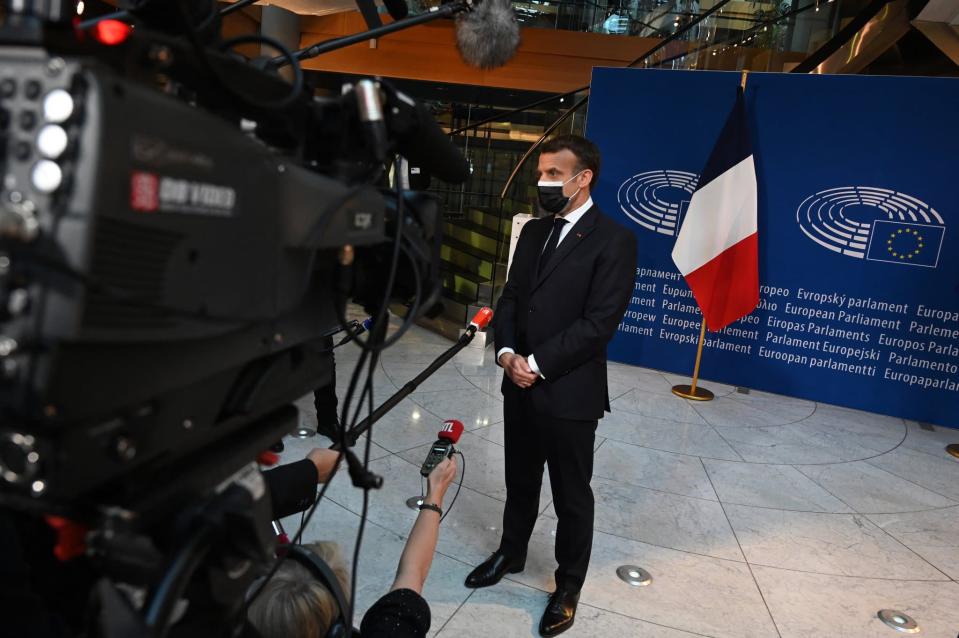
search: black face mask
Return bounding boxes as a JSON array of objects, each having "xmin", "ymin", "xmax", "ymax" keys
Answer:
[{"xmin": 537, "ymin": 171, "xmax": 584, "ymax": 215}]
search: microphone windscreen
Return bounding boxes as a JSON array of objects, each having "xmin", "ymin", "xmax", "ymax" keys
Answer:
[
  {"xmin": 455, "ymin": 0, "xmax": 521, "ymax": 70},
  {"xmin": 382, "ymin": 0, "xmax": 409, "ymax": 20},
  {"xmin": 469, "ymin": 307, "xmax": 493, "ymax": 330},
  {"xmin": 438, "ymin": 419, "xmax": 465, "ymax": 443}
]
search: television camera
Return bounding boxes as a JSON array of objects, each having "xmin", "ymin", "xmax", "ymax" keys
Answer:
[{"xmin": 0, "ymin": 0, "xmax": 480, "ymax": 635}]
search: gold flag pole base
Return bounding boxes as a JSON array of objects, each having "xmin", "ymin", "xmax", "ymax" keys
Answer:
[
  {"xmin": 671, "ymin": 384, "xmax": 715, "ymax": 401},
  {"xmin": 946, "ymin": 444, "xmax": 959, "ymax": 460},
  {"xmin": 672, "ymin": 319, "xmax": 714, "ymax": 402}
]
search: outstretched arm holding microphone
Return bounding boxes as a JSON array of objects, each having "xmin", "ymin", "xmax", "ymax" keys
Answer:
[
  {"xmin": 389, "ymin": 457, "xmax": 457, "ymax": 594},
  {"xmin": 250, "ymin": 456, "xmax": 458, "ymax": 638}
]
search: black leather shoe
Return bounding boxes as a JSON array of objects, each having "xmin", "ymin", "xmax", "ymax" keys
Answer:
[
  {"xmin": 539, "ymin": 589, "xmax": 579, "ymax": 637},
  {"xmin": 464, "ymin": 551, "xmax": 525, "ymax": 588}
]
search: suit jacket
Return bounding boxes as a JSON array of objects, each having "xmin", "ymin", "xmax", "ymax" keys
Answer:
[{"xmin": 494, "ymin": 205, "xmax": 637, "ymax": 420}]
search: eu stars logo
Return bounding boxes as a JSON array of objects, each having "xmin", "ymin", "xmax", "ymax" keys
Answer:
[
  {"xmin": 886, "ymin": 227, "xmax": 923, "ymax": 261},
  {"xmin": 866, "ymin": 220, "xmax": 945, "ymax": 268}
]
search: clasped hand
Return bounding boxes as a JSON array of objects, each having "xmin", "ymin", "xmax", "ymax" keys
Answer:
[{"xmin": 500, "ymin": 352, "xmax": 538, "ymax": 389}]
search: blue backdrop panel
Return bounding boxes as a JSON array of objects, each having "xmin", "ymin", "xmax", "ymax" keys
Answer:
[{"xmin": 586, "ymin": 68, "xmax": 959, "ymax": 428}]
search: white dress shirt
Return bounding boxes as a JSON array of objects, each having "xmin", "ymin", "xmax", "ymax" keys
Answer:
[{"xmin": 497, "ymin": 197, "xmax": 593, "ymax": 378}]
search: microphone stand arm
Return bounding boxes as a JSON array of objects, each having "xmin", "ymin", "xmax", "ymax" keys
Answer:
[
  {"xmin": 272, "ymin": 0, "xmax": 472, "ymax": 67},
  {"xmin": 334, "ymin": 325, "xmax": 483, "ymax": 449}
]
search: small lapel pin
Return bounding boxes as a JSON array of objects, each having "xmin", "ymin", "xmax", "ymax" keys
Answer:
[{"xmin": 576, "ymin": 232, "xmax": 583, "ymax": 238}]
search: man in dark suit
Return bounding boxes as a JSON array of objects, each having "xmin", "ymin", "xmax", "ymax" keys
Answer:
[{"xmin": 464, "ymin": 135, "xmax": 637, "ymax": 636}]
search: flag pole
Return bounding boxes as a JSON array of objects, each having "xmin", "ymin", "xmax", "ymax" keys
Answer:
[{"xmin": 671, "ymin": 317, "xmax": 714, "ymax": 401}]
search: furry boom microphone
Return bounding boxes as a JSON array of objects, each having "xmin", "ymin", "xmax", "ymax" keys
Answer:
[{"xmin": 455, "ymin": 0, "xmax": 521, "ymax": 70}]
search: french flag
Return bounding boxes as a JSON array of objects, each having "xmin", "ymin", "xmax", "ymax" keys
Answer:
[{"xmin": 671, "ymin": 89, "xmax": 759, "ymax": 331}]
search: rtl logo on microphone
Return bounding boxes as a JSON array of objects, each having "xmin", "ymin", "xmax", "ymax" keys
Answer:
[{"xmin": 439, "ymin": 419, "xmax": 464, "ymax": 443}]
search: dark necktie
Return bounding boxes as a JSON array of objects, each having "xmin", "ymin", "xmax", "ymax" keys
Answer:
[{"xmin": 539, "ymin": 216, "xmax": 568, "ymax": 275}]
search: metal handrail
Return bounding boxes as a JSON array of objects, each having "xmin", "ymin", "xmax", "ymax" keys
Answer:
[
  {"xmin": 651, "ymin": 0, "xmax": 823, "ymax": 69},
  {"xmin": 499, "ymin": 0, "xmax": 736, "ymax": 199}
]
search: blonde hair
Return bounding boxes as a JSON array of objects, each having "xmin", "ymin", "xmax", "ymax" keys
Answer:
[{"xmin": 247, "ymin": 541, "xmax": 350, "ymax": 638}]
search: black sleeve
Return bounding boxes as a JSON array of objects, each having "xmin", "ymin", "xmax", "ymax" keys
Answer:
[
  {"xmin": 359, "ymin": 588, "xmax": 431, "ymax": 638},
  {"xmin": 493, "ymin": 221, "xmax": 537, "ymax": 359},
  {"xmin": 262, "ymin": 458, "xmax": 318, "ymax": 520},
  {"xmin": 534, "ymin": 227, "xmax": 638, "ymax": 379}
]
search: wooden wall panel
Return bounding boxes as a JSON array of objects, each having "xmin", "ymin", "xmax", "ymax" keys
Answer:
[{"xmin": 298, "ymin": 14, "xmax": 660, "ymax": 93}]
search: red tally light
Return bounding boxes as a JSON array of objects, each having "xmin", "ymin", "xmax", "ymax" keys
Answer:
[
  {"xmin": 93, "ymin": 20, "xmax": 132, "ymax": 46},
  {"xmin": 45, "ymin": 516, "xmax": 89, "ymax": 561}
]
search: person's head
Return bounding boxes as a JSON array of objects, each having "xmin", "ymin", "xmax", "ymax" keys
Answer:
[
  {"xmin": 247, "ymin": 541, "xmax": 350, "ymax": 638},
  {"xmin": 536, "ymin": 135, "xmax": 601, "ymax": 216}
]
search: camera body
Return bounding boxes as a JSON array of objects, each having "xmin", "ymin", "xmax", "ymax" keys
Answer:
[
  {"xmin": 0, "ymin": 49, "xmax": 389, "ymax": 509},
  {"xmin": 0, "ymin": 5, "xmax": 464, "ymax": 634}
]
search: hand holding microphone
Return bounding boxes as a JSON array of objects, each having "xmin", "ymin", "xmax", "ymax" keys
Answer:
[
  {"xmin": 420, "ymin": 419, "xmax": 464, "ymax": 477},
  {"xmin": 419, "ymin": 420, "xmax": 465, "ymax": 522},
  {"xmin": 426, "ymin": 457, "xmax": 457, "ymax": 503}
]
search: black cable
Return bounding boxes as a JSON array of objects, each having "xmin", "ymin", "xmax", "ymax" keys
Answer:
[
  {"xmin": 250, "ymin": 164, "xmax": 409, "ymax": 618},
  {"xmin": 171, "ymin": 0, "xmax": 305, "ymax": 113},
  {"xmin": 369, "ymin": 241, "xmax": 424, "ymax": 351},
  {"xmin": 144, "ymin": 524, "xmax": 215, "ymax": 638},
  {"xmin": 347, "ymin": 354, "xmax": 378, "ymax": 635},
  {"xmin": 218, "ymin": 34, "xmax": 305, "ymax": 109},
  {"xmin": 337, "ymin": 163, "xmax": 414, "ymax": 634},
  {"xmin": 439, "ymin": 451, "xmax": 464, "ymax": 524}
]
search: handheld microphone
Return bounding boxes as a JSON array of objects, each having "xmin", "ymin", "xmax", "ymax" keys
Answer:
[
  {"xmin": 466, "ymin": 307, "xmax": 493, "ymax": 336},
  {"xmin": 334, "ymin": 316, "xmax": 376, "ymax": 347},
  {"xmin": 359, "ymin": 316, "xmax": 375, "ymax": 334},
  {"xmin": 455, "ymin": 0, "xmax": 521, "ymax": 70},
  {"xmin": 420, "ymin": 419, "xmax": 464, "ymax": 477}
]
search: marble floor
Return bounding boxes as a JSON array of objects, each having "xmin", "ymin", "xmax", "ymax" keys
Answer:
[{"xmin": 275, "ymin": 320, "xmax": 959, "ymax": 638}]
